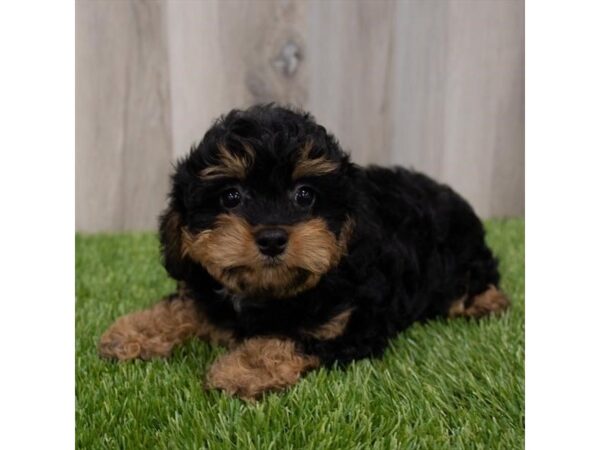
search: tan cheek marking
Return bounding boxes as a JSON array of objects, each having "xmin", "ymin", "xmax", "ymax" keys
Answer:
[
  {"xmin": 182, "ymin": 214, "xmax": 260, "ymax": 280},
  {"xmin": 285, "ymin": 217, "xmax": 353, "ymax": 273},
  {"xmin": 181, "ymin": 215, "xmax": 354, "ymax": 298},
  {"xmin": 285, "ymin": 218, "xmax": 340, "ymax": 274}
]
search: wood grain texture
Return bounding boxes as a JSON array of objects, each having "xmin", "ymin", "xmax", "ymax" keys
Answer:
[
  {"xmin": 166, "ymin": 0, "xmax": 308, "ymax": 159},
  {"xmin": 76, "ymin": 0, "xmax": 172, "ymax": 232},
  {"xmin": 305, "ymin": 0, "xmax": 397, "ymax": 166},
  {"xmin": 76, "ymin": 0, "xmax": 524, "ymax": 231},
  {"xmin": 386, "ymin": 0, "xmax": 525, "ymax": 218}
]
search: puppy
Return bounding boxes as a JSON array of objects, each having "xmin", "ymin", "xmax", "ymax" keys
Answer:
[{"xmin": 99, "ymin": 104, "xmax": 509, "ymax": 399}]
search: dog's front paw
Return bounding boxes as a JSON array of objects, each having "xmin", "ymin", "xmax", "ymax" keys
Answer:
[
  {"xmin": 205, "ymin": 337, "xmax": 319, "ymax": 400},
  {"xmin": 98, "ymin": 310, "xmax": 183, "ymax": 361},
  {"xmin": 98, "ymin": 324, "xmax": 175, "ymax": 361},
  {"xmin": 205, "ymin": 354, "xmax": 275, "ymax": 400},
  {"xmin": 99, "ymin": 328, "xmax": 175, "ymax": 361},
  {"xmin": 98, "ymin": 298, "xmax": 208, "ymax": 361}
]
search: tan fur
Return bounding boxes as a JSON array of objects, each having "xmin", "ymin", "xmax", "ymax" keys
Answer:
[
  {"xmin": 292, "ymin": 140, "xmax": 339, "ymax": 180},
  {"xmin": 199, "ymin": 143, "xmax": 255, "ymax": 180},
  {"xmin": 303, "ymin": 309, "xmax": 353, "ymax": 340},
  {"xmin": 182, "ymin": 214, "xmax": 354, "ymax": 298},
  {"xmin": 205, "ymin": 337, "xmax": 320, "ymax": 399},
  {"xmin": 448, "ymin": 285, "xmax": 510, "ymax": 318},
  {"xmin": 447, "ymin": 295, "xmax": 469, "ymax": 317},
  {"xmin": 99, "ymin": 295, "xmax": 234, "ymax": 361}
]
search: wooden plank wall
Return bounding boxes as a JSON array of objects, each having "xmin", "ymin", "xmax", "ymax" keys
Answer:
[{"xmin": 76, "ymin": 0, "xmax": 524, "ymax": 232}]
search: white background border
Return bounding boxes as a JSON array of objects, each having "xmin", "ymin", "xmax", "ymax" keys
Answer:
[
  {"xmin": 0, "ymin": 1, "xmax": 74, "ymax": 449},
  {"xmin": 526, "ymin": 0, "xmax": 600, "ymax": 448},
  {"xmin": 1, "ymin": 0, "xmax": 600, "ymax": 448}
]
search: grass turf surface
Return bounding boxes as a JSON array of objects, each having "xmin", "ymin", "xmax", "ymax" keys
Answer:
[{"xmin": 76, "ymin": 218, "xmax": 524, "ymax": 449}]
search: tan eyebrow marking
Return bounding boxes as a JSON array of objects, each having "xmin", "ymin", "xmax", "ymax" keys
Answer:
[
  {"xmin": 292, "ymin": 140, "xmax": 339, "ymax": 180},
  {"xmin": 199, "ymin": 142, "xmax": 255, "ymax": 180}
]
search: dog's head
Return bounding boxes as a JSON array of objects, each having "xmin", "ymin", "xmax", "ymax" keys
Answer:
[{"xmin": 160, "ymin": 105, "xmax": 355, "ymax": 298}]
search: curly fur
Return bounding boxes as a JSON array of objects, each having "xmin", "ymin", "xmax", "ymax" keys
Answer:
[
  {"xmin": 100, "ymin": 104, "xmax": 509, "ymax": 399},
  {"xmin": 205, "ymin": 337, "xmax": 319, "ymax": 400},
  {"xmin": 99, "ymin": 294, "xmax": 234, "ymax": 360}
]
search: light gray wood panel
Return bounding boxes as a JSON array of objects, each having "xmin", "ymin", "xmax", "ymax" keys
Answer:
[
  {"xmin": 76, "ymin": 0, "xmax": 172, "ymax": 232},
  {"xmin": 307, "ymin": 0, "xmax": 524, "ymax": 217},
  {"xmin": 166, "ymin": 0, "xmax": 308, "ymax": 159},
  {"xmin": 487, "ymin": 1, "xmax": 525, "ymax": 218},
  {"xmin": 305, "ymin": 0, "xmax": 397, "ymax": 166},
  {"xmin": 441, "ymin": 0, "xmax": 524, "ymax": 218},
  {"xmin": 386, "ymin": 0, "xmax": 450, "ymax": 179},
  {"xmin": 76, "ymin": 0, "xmax": 524, "ymax": 231}
]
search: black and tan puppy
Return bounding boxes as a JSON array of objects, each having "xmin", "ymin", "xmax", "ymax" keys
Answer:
[{"xmin": 99, "ymin": 104, "xmax": 508, "ymax": 399}]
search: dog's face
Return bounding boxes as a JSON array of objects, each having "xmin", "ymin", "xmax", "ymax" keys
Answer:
[{"xmin": 160, "ymin": 106, "xmax": 355, "ymax": 298}]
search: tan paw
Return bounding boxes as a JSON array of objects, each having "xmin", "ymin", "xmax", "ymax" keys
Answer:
[
  {"xmin": 205, "ymin": 337, "xmax": 319, "ymax": 400},
  {"xmin": 98, "ymin": 326, "xmax": 175, "ymax": 361},
  {"xmin": 449, "ymin": 285, "xmax": 510, "ymax": 318},
  {"xmin": 98, "ymin": 298, "xmax": 211, "ymax": 361}
]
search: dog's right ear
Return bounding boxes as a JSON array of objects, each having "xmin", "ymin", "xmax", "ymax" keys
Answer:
[{"xmin": 158, "ymin": 205, "xmax": 190, "ymax": 281}]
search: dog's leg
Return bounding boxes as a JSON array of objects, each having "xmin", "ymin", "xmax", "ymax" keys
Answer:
[
  {"xmin": 99, "ymin": 294, "xmax": 233, "ymax": 361},
  {"xmin": 205, "ymin": 337, "xmax": 320, "ymax": 400},
  {"xmin": 448, "ymin": 285, "xmax": 510, "ymax": 318}
]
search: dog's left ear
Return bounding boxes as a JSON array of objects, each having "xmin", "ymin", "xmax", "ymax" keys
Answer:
[{"xmin": 158, "ymin": 205, "xmax": 190, "ymax": 281}]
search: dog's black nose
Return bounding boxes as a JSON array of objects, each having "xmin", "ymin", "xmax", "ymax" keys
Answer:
[{"xmin": 255, "ymin": 228, "xmax": 288, "ymax": 257}]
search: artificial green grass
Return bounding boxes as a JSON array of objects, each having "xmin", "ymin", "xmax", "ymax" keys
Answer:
[{"xmin": 76, "ymin": 219, "xmax": 524, "ymax": 449}]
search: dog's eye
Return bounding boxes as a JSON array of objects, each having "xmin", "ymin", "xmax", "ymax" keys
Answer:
[
  {"xmin": 295, "ymin": 186, "xmax": 315, "ymax": 208},
  {"xmin": 221, "ymin": 188, "xmax": 242, "ymax": 208}
]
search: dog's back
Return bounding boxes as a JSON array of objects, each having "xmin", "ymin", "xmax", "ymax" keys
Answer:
[{"xmin": 359, "ymin": 165, "xmax": 501, "ymax": 320}]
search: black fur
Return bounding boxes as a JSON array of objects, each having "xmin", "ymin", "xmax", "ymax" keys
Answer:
[{"xmin": 160, "ymin": 104, "xmax": 500, "ymax": 367}]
